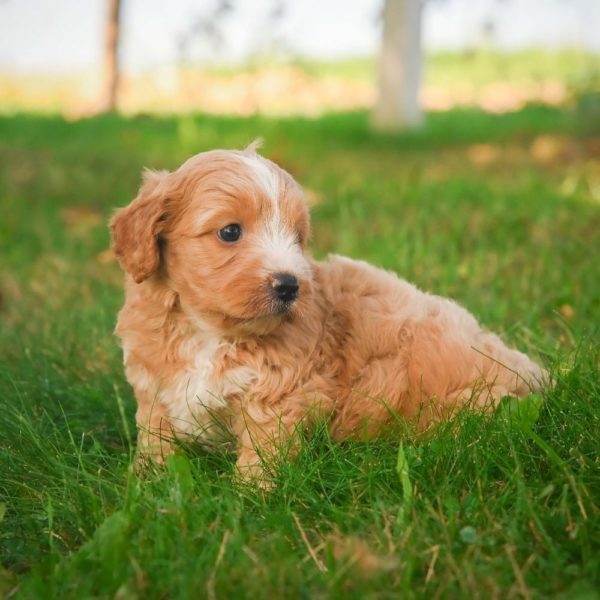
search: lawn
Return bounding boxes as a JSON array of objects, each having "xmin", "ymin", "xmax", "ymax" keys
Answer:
[
  {"xmin": 3, "ymin": 50, "xmax": 598, "ymax": 115},
  {"xmin": 1, "ymin": 102, "xmax": 599, "ymax": 598}
]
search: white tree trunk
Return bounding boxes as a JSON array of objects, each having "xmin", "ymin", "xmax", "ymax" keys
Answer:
[{"xmin": 373, "ymin": 0, "xmax": 424, "ymax": 130}]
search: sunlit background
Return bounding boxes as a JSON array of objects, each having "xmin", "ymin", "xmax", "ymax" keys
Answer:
[{"xmin": 1, "ymin": 0, "xmax": 599, "ymax": 116}]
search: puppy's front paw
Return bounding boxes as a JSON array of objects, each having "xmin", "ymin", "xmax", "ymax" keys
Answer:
[
  {"xmin": 133, "ymin": 442, "xmax": 175, "ymax": 476},
  {"xmin": 235, "ymin": 451, "xmax": 275, "ymax": 491}
]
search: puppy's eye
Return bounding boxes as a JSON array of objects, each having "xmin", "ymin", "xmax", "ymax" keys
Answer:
[{"xmin": 217, "ymin": 224, "xmax": 242, "ymax": 243}]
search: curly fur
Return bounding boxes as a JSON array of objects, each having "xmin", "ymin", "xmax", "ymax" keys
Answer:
[{"xmin": 110, "ymin": 145, "xmax": 546, "ymax": 481}]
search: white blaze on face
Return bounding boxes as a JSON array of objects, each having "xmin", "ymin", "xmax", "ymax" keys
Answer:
[
  {"xmin": 240, "ymin": 153, "xmax": 310, "ymax": 278},
  {"xmin": 238, "ymin": 153, "xmax": 280, "ymax": 205},
  {"xmin": 258, "ymin": 220, "xmax": 308, "ymax": 276}
]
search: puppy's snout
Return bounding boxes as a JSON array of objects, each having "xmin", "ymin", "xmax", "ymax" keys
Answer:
[{"xmin": 272, "ymin": 273, "xmax": 299, "ymax": 303}]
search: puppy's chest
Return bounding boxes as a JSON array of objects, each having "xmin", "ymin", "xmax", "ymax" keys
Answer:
[{"xmin": 160, "ymin": 336, "xmax": 256, "ymax": 438}]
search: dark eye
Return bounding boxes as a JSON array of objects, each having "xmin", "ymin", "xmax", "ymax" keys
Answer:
[{"xmin": 217, "ymin": 223, "xmax": 242, "ymax": 243}]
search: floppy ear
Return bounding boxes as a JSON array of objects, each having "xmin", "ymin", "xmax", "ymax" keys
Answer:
[{"xmin": 110, "ymin": 169, "xmax": 170, "ymax": 283}]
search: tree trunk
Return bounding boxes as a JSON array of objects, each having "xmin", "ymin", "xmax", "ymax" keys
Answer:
[
  {"xmin": 373, "ymin": 0, "xmax": 424, "ymax": 130},
  {"xmin": 101, "ymin": 0, "xmax": 122, "ymax": 113}
]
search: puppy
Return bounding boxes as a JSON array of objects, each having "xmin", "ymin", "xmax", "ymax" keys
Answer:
[{"xmin": 111, "ymin": 144, "xmax": 545, "ymax": 481}]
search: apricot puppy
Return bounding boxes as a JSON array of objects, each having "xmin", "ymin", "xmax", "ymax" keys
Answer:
[{"xmin": 111, "ymin": 145, "xmax": 545, "ymax": 481}]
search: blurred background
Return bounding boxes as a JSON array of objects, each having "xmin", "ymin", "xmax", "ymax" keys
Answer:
[
  {"xmin": 0, "ymin": 0, "xmax": 599, "ymax": 347},
  {"xmin": 1, "ymin": 0, "xmax": 599, "ymax": 120}
]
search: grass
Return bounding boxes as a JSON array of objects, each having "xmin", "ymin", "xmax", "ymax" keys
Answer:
[
  {"xmin": 1, "ymin": 101, "xmax": 599, "ymax": 598},
  {"xmin": 282, "ymin": 49, "xmax": 600, "ymax": 87},
  {"xmin": 3, "ymin": 50, "xmax": 599, "ymax": 115}
]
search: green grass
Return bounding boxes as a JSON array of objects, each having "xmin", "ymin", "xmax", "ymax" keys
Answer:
[
  {"xmin": 202, "ymin": 50, "xmax": 600, "ymax": 88},
  {"xmin": 4, "ymin": 50, "xmax": 599, "ymax": 115},
  {"xmin": 1, "ymin": 103, "xmax": 599, "ymax": 598}
]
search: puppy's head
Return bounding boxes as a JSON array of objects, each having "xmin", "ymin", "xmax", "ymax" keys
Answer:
[{"xmin": 111, "ymin": 145, "xmax": 313, "ymax": 334}]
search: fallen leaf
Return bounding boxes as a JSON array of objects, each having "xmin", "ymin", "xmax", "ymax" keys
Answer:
[
  {"xmin": 559, "ymin": 304, "xmax": 575, "ymax": 321},
  {"xmin": 327, "ymin": 532, "xmax": 397, "ymax": 577},
  {"xmin": 467, "ymin": 144, "xmax": 499, "ymax": 166},
  {"xmin": 97, "ymin": 247, "xmax": 116, "ymax": 264},
  {"xmin": 530, "ymin": 135, "xmax": 573, "ymax": 163}
]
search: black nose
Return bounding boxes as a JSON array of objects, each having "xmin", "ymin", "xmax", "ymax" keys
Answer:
[{"xmin": 272, "ymin": 273, "xmax": 299, "ymax": 303}]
